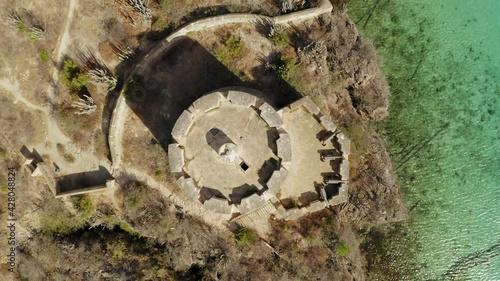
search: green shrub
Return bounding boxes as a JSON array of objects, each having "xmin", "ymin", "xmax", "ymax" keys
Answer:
[
  {"xmin": 269, "ymin": 27, "xmax": 290, "ymax": 47},
  {"xmin": 16, "ymin": 22, "xmax": 26, "ymax": 33},
  {"xmin": 336, "ymin": 240, "xmax": 350, "ymax": 257},
  {"xmin": 118, "ymin": 222, "xmax": 141, "ymax": 237},
  {"xmin": 235, "ymin": 228, "xmax": 258, "ymax": 245},
  {"xmin": 275, "ymin": 55, "xmax": 297, "ymax": 82},
  {"xmin": 40, "ymin": 197, "xmax": 94, "ymax": 236},
  {"xmin": 38, "ymin": 49, "xmax": 49, "ymax": 62},
  {"xmin": 74, "ymin": 195, "xmax": 94, "ymax": 217},
  {"xmin": 59, "ymin": 59, "xmax": 88, "ymax": 93},
  {"xmin": 214, "ymin": 35, "xmax": 245, "ymax": 65}
]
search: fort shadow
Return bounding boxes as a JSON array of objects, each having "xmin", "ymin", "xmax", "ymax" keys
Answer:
[{"xmin": 120, "ymin": 37, "xmax": 302, "ymax": 151}]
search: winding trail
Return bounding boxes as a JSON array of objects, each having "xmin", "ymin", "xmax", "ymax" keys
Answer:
[
  {"xmin": 108, "ymin": 0, "xmax": 333, "ymax": 228},
  {"xmin": 33, "ymin": 0, "xmax": 103, "ymax": 174},
  {"xmin": 3, "ymin": 0, "xmax": 103, "ymax": 174}
]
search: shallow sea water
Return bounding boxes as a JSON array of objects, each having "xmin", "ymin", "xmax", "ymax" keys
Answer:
[{"xmin": 348, "ymin": 0, "xmax": 500, "ymax": 280}]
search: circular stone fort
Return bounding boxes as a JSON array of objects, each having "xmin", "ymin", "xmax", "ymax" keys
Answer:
[{"xmin": 168, "ymin": 88, "xmax": 350, "ymax": 227}]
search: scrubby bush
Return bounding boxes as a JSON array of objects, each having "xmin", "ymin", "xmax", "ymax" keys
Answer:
[
  {"xmin": 40, "ymin": 196, "xmax": 94, "ymax": 236},
  {"xmin": 59, "ymin": 59, "xmax": 88, "ymax": 93},
  {"xmin": 269, "ymin": 54, "xmax": 297, "ymax": 82},
  {"xmin": 214, "ymin": 35, "xmax": 245, "ymax": 65},
  {"xmin": 235, "ymin": 228, "xmax": 258, "ymax": 245},
  {"xmin": 336, "ymin": 240, "xmax": 350, "ymax": 257},
  {"xmin": 38, "ymin": 49, "xmax": 49, "ymax": 62},
  {"xmin": 269, "ymin": 26, "xmax": 290, "ymax": 47}
]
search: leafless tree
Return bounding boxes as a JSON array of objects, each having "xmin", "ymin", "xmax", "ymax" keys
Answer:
[
  {"xmin": 116, "ymin": 0, "xmax": 151, "ymax": 21},
  {"xmin": 7, "ymin": 12, "xmax": 23, "ymax": 29},
  {"xmin": 111, "ymin": 43, "xmax": 135, "ymax": 61},
  {"xmin": 28, "ymin": 26, "xmax": 46, "ymax": 40},
  {"xmin": 279, "ymin": 0, "xmax": 305, "ymax": 13},
  {"xmin": 88, "ymin": 68, "xmax": 117, "ymax": 91},
  {"xmin": 280, "ymin": 0, "xmax": 295, "ymax": 13},
  {"xmin": 72, "ymin": 95, "xmax": 97, "ymax": 115}
]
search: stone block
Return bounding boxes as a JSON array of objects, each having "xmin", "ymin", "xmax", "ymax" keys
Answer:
[
  {"xmin": 238, "ymin": 193, "xmax": 266, "ymax": 213},
  {"xmin": 290, "ymin": 96, "xmax": 320, "ymax": 115},
  {"xmin": 328, "ymin": 194, "xmax": 348, "ymax": 206},
  {"xmin": 259, "ymin": 103, "xmax": 284, "ymax": 128},
  {"xmin": 204, "ymin": 197, "xmax": 231, "ymax": 214},
  {"xmin": 267, "ymin": 168, "xmax": 288, "ymax": 195},
  {"xmin": 227, "ymin": 90, "xmax": 257, "ymax": 107},
  {"xmin": 192, "ymin": 92, "xmax": 225, "ymax": 112},
  {"xmin": 337, "ymin": 132, "xmax": 351, "ymax": 156},
  {"xmin": 305, "ymin": 200, "xmax": 326, "ymax": 213},
  {"xmin": 283, "ymin": 207, "xmax": 305, "ymax": 220},
  {"xmin": 168, "ymin": 144, "xmax": 184, "ymax": 173},
  {"xmin": 171, "ymin": 110, "xmax": 194, "ymax": 142},
  {"xmin": 320, "ymin": 115, "xmax": 337, "ymax": 132},
  {"xmin": 340, "ymin": 159, "xmax": 350, "ymax": 181},
  {"xmin": 277, "ymin": 133, "xmax": 292, "ymax": 163},
  {"xmin": 176, "ymin": 177, "xmax": 200, "ymax": 201}
]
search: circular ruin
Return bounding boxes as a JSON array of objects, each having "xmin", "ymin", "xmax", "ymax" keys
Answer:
[
  {"xmin": 168, "ymin": 88, "xmax": 291, "ymax": 214},
  {"xmin": 169, "ymin": 87, "xmax": 350, "ymax": 224}
]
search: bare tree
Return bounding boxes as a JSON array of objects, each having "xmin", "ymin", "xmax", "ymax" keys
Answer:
[
  {"xmin": 116, "ymin": 0, "xmax": 151, "ymax": 21},
  {"xmin": 280, "ymin": 0, "xmax": 295, "ymax": 13},
  {"xmin": 111, "ymin": 43, "xmax": 135, "ymax": 61},
  {"xmin": 28, "ymin": 26, "xmax": 46, "ymax": 40},
  {"xmin": 279, "ymin": 0, "xmax": 305, "ymax": 13},
  {"xmin": 72, "ymin": 95, "xmax": 97, "ymax": 115},
  {"xmin": 88, "ymin": 68, "xmax": 117, "ymax": 91},
  {"xmin": 7, "ymin": 12, "xmax": 23, "ymax": 29}
]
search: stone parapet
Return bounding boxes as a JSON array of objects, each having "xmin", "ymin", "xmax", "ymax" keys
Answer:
[
  {"xmin": 283, "ymin": 207, "xmax": 306, "ymax": 220},
  {"xmin": 319, "ymin": 115, "xmax": 337, "ymax": 132},
  {"xmin": 176, "ymin": 177, "xmax": 200, "ymax": 201},
  {"xmin": 171, "ymin": 110, "xmax": 194, "ymax": 143},
  {"xmin": 337, "ymin": 132, "xmax": 351, "ymax": 157},
  {"xmin": 267, "ymin": 168, "xmax": 288, "ymax": 195},
  {"xmin": 238, "ymin": 193, "xmax": 267, "ymax": 213},
  {"xmin": 192, "ymin": 91, "xmax": 225, "ymax": 113},
  {"xmin": 276, "ymin": 133, "xmax": 292, "ymax": 164},
  {"xmin": 305, "ymin": 200, "xmax": 327, "ymax": 213},
  {"xmin": 56, "ymin": 180, "xmax": 115, "ymax": 198},
  {"xmin": 204, "ymin": 196, "xmax": 232, "ymax": 214},
  {"xmin": 259, "ymin": 102, "xmax": 284, "ymax": 128},
  {"xmin": 227, "ymin": 90, "xmax": 257, "ymax": 107},
  {"xmin": 289, "ymin": 96, "xmax": 320, "ymax": 116},
  {"xmin": 168, "ymin": 144, "xmax": 184, "ymax": 173},
  {"xmin": 340, "ymin": 158, "xmax": 350, "ymax": 181}
]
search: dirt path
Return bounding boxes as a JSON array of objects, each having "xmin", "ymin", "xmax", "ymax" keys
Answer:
[
  {"xmin": 7, "ymin": 0, "xmax": 103, "ymax": 174},
  {"xmin": 0, "ymin": 78, "xmax": 45, "ymax": 112}
]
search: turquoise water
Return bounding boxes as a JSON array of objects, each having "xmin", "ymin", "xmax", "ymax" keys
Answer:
[{"xmin": 348, "ymin": 0, "xmax": 500, "ymax": 280}]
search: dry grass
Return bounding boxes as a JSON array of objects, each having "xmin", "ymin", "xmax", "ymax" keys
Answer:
[
  {"xmin": 0, "ymin": 95, "xmax": 45, "ymax": 150},
  {"xmin": 122, "ymin": 114, "xmax": 171, "ymax": 183}
]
